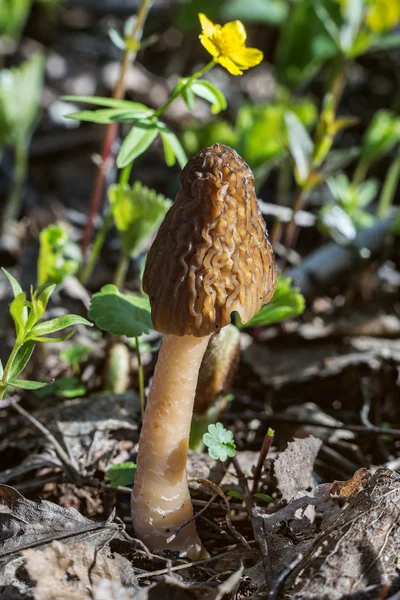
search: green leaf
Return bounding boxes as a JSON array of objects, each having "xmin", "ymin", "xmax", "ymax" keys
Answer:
[
  {"xmin": 285, "ymin": 112, "xmax": 314, "ymax": 185},
  {"xmin": 159, "ymin": 129, "xmax": 188, "ymax": 169},
  {"xmin": 89, "ymin": 285, "xmax": 152, "ymax": 338},
  {"xmin": 369, "ymin": 32, "xmax": 400, "ymax": 51},
  {"xmin": 34, "ymin": 376, "xmax": 86, "ymax": 399},
  {"xmin": 109, "ymin": 182, "xmax": 172, "ymax": 257},
  {"xmin": 339, "ymin": 0, "xmax": 364, "ymax": 53},
  {"xmin": 29, "ymin": 329, "xmax": 76, "ymax": 344},
  {"xmin": 8, "ymin": 379, "xmax": 48, "ymax": 390},
  {"xmin": 37, "ymin": 223, "xmax": 81, "ymax": 287},
  {"xmin": 276, "ymin": 0, "xmax": 339, "ymax": 88},
  {"xmin": 28, "ymin": 315, "xmax": 92, "ymax": 339},
  {"xmin": 10, "ymin": 340, "xmax": 36, "ymax": 379},
  {"xmin": 66, "ymin": 106, "xmax": 152, "ymax": 124},
  {"xmin": 253, "ymin": 493, "xmax": 275, "ymax": 503},
  {"xmin": 0, "ymin": 359, "xmax": 3, "ymax": 378},
  {"xmin": 237, "ymin": 276, "xmax": 305, "ymax": 328},
  {"xmin": 34, "ymin": 283, "xmax": 57, "ymax": 322},
  {"xmin": 10, "ymin": 293, "xmax": 27, "ymax": 342},
  {"xmin": 2, "ymin": 268, "xmax": 24, "ymax": 297},
  {"xmin": 0, "ymin": 0, "xmax": 32, "ymax": 39},
  {"xmin": 191, "ymin": 81, "xmax": 227, "ymax": 114},
  {"xmin": 221, "ymin": 0, "xmax": 289, "ymax": 25},
  {"xmin": 203, "ymin": 422, "xmax": 236, "ymax": 462},
  {"xmin": 181, "ymin": 85, "xmax": 196, "ymax": 110},
  {"xmin": 107, "ymin": 462, "xmax": 137, "ymax": 487},
  {"xmin": 227, "ymin": 490, "xmax": 244, "ymax": 501},
  {"xmin": 0, "ymin": 53, "xmax": 45, "ymax": 146},
  {"xmin": 116, "ymin": 122, "xmax": 159, "ymax": 168},
  {"xmin": 60, "ymin": 344, "xmax": 91, "ymax": 370},
  {"xmin": 61, "ymin": 95, "xmax": 144, "ymax": 109},
  {"xmin": 360, "ymin": 109, "xmax": 400, "ymax": 164}
]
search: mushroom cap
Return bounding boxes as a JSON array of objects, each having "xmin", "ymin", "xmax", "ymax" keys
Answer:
[{"xmin": 143, "ymin": 143, "xmax": 277, "ymax": 337}]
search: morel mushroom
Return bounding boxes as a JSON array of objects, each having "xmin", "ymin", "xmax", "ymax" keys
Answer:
[{"xmin": 132, "ymin": 143, "xmax": 277, "ymax": 558}]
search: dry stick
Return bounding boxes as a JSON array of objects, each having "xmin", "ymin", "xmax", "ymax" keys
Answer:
[
  {"xmin": 190, "ymin": 476, "xmax": 249, "ymax": 549},
  {"xmin": 166, "ymin": 492, "xmax": 218, "ymax": 543},
  {"xmin": 10, "ymin": 397, "xmax": 82, "ymax": 483},
  {"xmin": 227, "ymin": 408, "xmax": 400, "ymax": 439},
  {"xmin": 252, "ymin": 430, "xmax": 274, "ymax": 495},
  {"xmin": 135, "ymin": 541, "xmax": 257, "ymax": 580},
  {"xmin": 232, "ymin": 456, "xmax": 274, "ymax": 586},
  {"xmin": 267, "ymin": 553, "xmax": 303, "ymax": 600},
  {"xmin": 81, "ymin": 0, "xmax": 154, "ymax": 257}
]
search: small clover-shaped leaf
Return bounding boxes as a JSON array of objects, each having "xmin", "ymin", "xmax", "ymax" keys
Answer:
[
  {"xmin": 89, "ymin": 285, "xmax": 152, "ymax": 338},
  {"xmin": 203, "ymin": 422, "xmax": 236, "ymax": 462}
]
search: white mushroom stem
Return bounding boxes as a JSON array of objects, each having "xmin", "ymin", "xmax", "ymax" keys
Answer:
[{"xmin": 132, "ymin": 333, "xmax": 211, "ymax": 559}]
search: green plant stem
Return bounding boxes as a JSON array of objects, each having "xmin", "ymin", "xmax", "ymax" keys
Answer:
[
  {"xmin": 81, "ymin": 0, "xmax": 154, "ymax": 256},
  {"xmin": 1, "ymin": 343, "xmax": 22, "ymax": 388},
  {"xmin": 353, "ymin": 158, "xmax": 370, "ymax": 187},
  {"xmin": 283, "ymin": 56, "xmax": 346, "ymax": 252},
  {"xmin": 153, "ymin": 60, "xmax": 216, "ymax": 118},
  {"xmin": 377, "ymin": 146, "xmax": 400, "ymax": 218},
  {"xmin": 2, "ymin": 141, "xmax": 28, "ymax": 228},
  {"xmin": 114, "ymin": 251, "xmax": 130, "ymax": 289},
  {"xmin": 135, "ymin": 336, "xmax": 145, "ymax": 419},
  {"xmin": 80, "ymin": 211, "xmax": 114, "ymax": 286}
]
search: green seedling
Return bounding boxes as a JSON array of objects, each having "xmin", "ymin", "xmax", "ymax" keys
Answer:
[
  {"xmin": 38, "ymin": 223, "xmax": 81, "ymax": 287},
  {"xmin": 60, "ymin": 344, "xmax": 91, "ymax": 374},
  {"xmin": 0, "ymin": 269, "xmax": 92, "ymax": 401},
  {"xmin": 107, "ymin": 461, "xmax": 137, "ymax": 488},
  {"xmin": 203, "ymin": 422, "xmax": 237, "ymax": 462}
]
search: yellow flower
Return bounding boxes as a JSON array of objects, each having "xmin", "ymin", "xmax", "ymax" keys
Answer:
[
  {"xmin": 198, "ymin": 13, "xmax": 263, "ymax": 76},
  {"xmin": 366, "ymin": 0, "xmax": 400, "ymax": 33}
]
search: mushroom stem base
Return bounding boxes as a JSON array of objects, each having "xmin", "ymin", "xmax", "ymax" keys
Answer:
[{"xmin": 132, "ymin": 333, "xmax": 211, "ymax": 559}]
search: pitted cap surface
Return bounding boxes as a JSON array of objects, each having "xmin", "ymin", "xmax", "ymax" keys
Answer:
[{"xmin": 143, "ymin": 143, "xmax": 277, "ymax": 337}]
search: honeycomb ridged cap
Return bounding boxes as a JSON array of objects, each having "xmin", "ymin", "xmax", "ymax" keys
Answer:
[{"xmin": 143, "ymin": 143, "xmax": 277, "ymax": 337}]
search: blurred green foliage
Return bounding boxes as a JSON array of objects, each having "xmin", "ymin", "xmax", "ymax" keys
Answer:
[
  {"xmin": 109, "ymin": 182, "xmax": 172, "ymax": 258},
  {"xmin": 183, "ymin": 95, "xmax": 317, "ymax": 185},
  {"xmin": 0, "ymin": 53, "xmax": 44, "ymax": 151},
  {"xmin": 37, "ymin": 223, "xmax": 81, "ymax": 287},
  {"xmin": 236, "ymin": 277, "xmax": 305, "ymax": 329}
]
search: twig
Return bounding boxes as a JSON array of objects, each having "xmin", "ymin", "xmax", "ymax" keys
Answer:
[
  {"xmin": 267, "ymin": 553, "xmax": 303, "ymax": 600},
  {"xmin": 10, "ymin": 397, "xmax": 82, "ymax": 483},
  {"xmin": 252, "ymin": 429, "xmax": 274, "ymax": 495},
  {"xmin": 81, "ymin": 0, "xmax": 154, "ymax": 256},
  {"xmin": 135, "ymin": 541, "xmax": 257, "ymax": 580},
  {"xmin": 226, "ymin": 409, "xmax": 400, "ymax": 438},
  {"xmin": 232, "ymin": 455, "xmax": 273, "ymax": 585},
  {"xmin": 166, "ymin": 493, "xmax": 218, "ymax": 543},
  {"xmin": 190, "ymin": 476, "xmax": 249, "ymax": 548}
]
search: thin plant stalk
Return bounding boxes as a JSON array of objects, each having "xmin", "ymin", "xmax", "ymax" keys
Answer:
[
  {"xmin": 79, "ymin": 211, "xmax": 113, "ymax": 286},
  {"xmin": 352, "ymin": 158, "xmax": 370, "ymax": 187},
  {"xmin": 81, "ymin": 0, "xmax": 154, "ymax": 257},
  {"xmin": 0, "ymin": 343, "xmax": 22, "ymax": 400},
  {"xmin": 2, "ymin": 141, "xmax": 28, "ymax": 228},
  {"xmin": 113, "ymin": 247, "xmax": 145, "ymax": 419},
  {"xmin": 282, "ymin": 57, "xmax": 346, "ymax": 251},
  {"xmin": 114, "ymin": 251, "xmax": 130, "ymax": 289},
  {"xmin": 135, "ymin": 335, "xmax": 145, "ymax": 418},
  {"xmin": 377, "ymin": 145, "xmax": 400, "ymax": 218}
]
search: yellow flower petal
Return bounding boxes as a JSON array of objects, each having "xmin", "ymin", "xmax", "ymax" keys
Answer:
[
  {"xmin": 217, "ymin": 55, "xmax": 243, "ymax": 76},
  {"xmin": 366, "ymin": 0, "xmax": 400, "ymax": 32},
  {"xmin": 199, "ymin": 13, "xmax": 217, "ymax": 36},
  {"xmin": 221, "ymin": 20, "xmax": 247, "ymax": 45},
  {"xmin": 199, "ymin": 34, "xmax": 220, "ymax": 59},
  {"xmin": 232, "ymin": 47, "xmax": 264, "ymax": 69}
]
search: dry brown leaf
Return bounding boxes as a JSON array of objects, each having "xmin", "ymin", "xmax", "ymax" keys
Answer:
[
  {"xmin": 274, "ymin": 436, "xmax": 322, "ymax": 501},
  {"xmin": 23, "ymin": 541, "xmax": 120, "ymax": 600}
]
